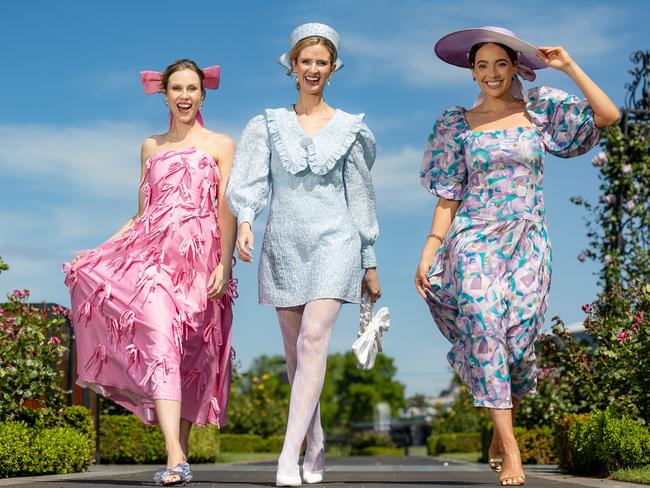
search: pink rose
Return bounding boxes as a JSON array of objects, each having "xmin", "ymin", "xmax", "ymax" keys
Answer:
[
  {"xmin": 577, "ymin": 252, "xmax": 586, "ymax": 263},
  {"xmin": 0, "ymin": 308, "xmax": 4, "ymax": 316},
  {"xmin": 621, "ymin": 164, "xmax": 632, "ymax": 174},
  {"xmin": 616, "ymin": 330, "xmax": 629, "ymax": 342},
  {"xmin": 600, "ymin": 194, "xmax": 617, "ymax": 205},
  {"xmin": 582, "ymin": 304, "xmax": 591, "ymax": 313},
  {"xmin": 591, "ymin": 152, "xmax": 607, "ymax": 167},
  {"xmin": 49, "ymin": 336, "xmax": 61, "ymax": 345},
  {"xmin": 5, "ymin": 317, "xmax": 15, "ymax": 324},
  {"xmin": 635, "ymin": 311, "xmax": 644, "ymax": 324}
]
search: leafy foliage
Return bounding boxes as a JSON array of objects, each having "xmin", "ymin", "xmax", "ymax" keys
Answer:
[
  {"xmin": 0, "ymin": 286, "xmax": 69, "ymax": 422},
  {"xmin": 518, "ymin": 281, "xmax": 650, "ymax": 427},
  {"xmin": 572, "ymin": 123, "xmax": 650, "ymax": 290},
  {"xmin": 223, "ymin": 357, "xmax": 289, "ymax": 437},
  {"xmin": 429, "ymin": 377, "xmax": 489, "ymax": 435},
  {"xmin": 554, "ymin": 407, "xmax": 650, "ymax": 475},
  {"xmin": 320, "ymin": 352, "xmax": 406, "ymax": 433}
]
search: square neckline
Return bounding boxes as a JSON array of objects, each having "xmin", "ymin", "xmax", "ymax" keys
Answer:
[{"xmin": 460, "ymin": 109, "xmax": 534, "ymax": 136}]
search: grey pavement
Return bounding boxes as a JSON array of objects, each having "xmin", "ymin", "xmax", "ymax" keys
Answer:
[{"xmin": 0, "ymin": 456, "xmax": 645, "ymax": 488}]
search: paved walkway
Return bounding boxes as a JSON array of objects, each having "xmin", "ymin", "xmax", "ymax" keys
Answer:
[{"xmin": 1, "ymin": 456, "xmax": 645, "ymax": 488}]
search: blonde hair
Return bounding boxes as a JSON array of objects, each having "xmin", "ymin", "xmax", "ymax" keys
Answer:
[{"xmin": 287, "ymin": 36, "xmax": 338, "ymax": 76}]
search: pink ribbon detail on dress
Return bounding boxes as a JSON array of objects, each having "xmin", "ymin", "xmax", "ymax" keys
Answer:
[
  {"xmin": 84, "ymin": 344, "xmax": 107, "ymax": 378},
  {"xmin": 139, "ymin": 65, "xmax": 220, "ymax": 129}
]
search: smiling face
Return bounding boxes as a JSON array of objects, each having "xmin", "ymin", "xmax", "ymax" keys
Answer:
[
  {"xmin": 470, "ymin": 42, "xmax": 519, "ymax": 99},
  {"xmin": 163, "ymin": 68, "xmax": 204, "ymax": 125},
  {"xmin": 293, "ymin": 43, "xmax": 335, "ymax": 95}
]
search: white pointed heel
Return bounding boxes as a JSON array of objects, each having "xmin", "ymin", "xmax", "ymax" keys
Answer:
[
  {"xmin": 276, "ymin": 473, "xmax": 302, "ymax": 487},
  {"xmin": 302, "ymin": 469, "xmax": 324, "ymax": 484}
]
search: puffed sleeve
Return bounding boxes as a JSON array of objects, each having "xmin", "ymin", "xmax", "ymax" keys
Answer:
[
  {"xmin": 526, "ymin": 86, "xmax": 601, "ymax": 158},
  {"xmin": 343, "ymin": 123, "xmax": 379, "ymax": 269},
  {"xmin": 420, "ymin": 108, "xmax": 468, "ymax": 200},
  {"xmin": 226, "ymin": 115, "xmax": 271, "ymax": 227}
]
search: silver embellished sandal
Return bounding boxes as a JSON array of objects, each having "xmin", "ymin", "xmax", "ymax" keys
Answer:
[{"xmin": 154, "ymin": 463, "xmax": 193, "ymax": 486}]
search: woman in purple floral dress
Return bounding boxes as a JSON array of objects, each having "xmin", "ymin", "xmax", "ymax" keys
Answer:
[{"xmin": 414, "ymin": 27, "xmax": 619, "ymax": 486}]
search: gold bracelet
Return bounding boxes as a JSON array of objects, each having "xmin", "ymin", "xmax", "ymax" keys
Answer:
[{"xmin": 427, "ymin": 232, "xmax": 445, "ymax": 242}]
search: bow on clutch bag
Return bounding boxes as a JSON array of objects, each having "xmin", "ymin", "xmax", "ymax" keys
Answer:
[{"xmin": 352, "ymin": 292, "xmax": 390, "ymax": 370}]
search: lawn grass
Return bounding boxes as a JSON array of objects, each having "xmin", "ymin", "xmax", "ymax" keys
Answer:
[
  {"xmin": 435, "ymin": 451, "xmax": 482, "ymax": 463},
  {"xmin": 214, "ymin": 452, "xmax": 278, "ymax": 463},
  {"xmin": 610, "ymin": 466, "xmax": 650, "ymax": 485}
]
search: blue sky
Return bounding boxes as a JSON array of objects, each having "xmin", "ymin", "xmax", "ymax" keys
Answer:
[{"xmin": 1, "ymin": 0, "xmax": 648, "ymax": 397}]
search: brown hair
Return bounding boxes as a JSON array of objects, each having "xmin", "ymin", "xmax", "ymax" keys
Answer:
[
  {"xmin": 287, "ymin": 36, "xmax": 338, "ymax": 76},
  {"xmin": 160, "ymin": 59, "xmax": 206, "ymax": 97}
]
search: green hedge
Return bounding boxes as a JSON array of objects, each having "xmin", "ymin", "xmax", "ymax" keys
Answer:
[
  {"xmin": 514, "ymin": 426, "xmax": 558, "ymax": 465},
  {"xmin": 554, "ymin": 407, "xmax": 650, "ymax": 475},
  {"xmin": 427, "ymin": 432, "xmax": 481, "ymax": 455},
  {"xmin": 0, "ymin": 421, "xmax": 94, "ymax": 477},
  {"xmin": 100, "ymin": 416, "xmax": 285, "ymax": 462},
  {"xmin": 218, "ymin": 433, "xmax": 284, "ymax": 453},
  {"xmin": 354, "ymin": 446, "xmax": 403, "ymax": 456},
  {"xmin": 100, "ymin": 415, "xmax": 220, "ymax": 463},
  {"xmin": 350, "ymin": 431, "xmax": 396, "ymax": 456}
]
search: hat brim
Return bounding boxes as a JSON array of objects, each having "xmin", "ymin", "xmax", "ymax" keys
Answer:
[
  {"xmin": 278, "ymin": 53, "xmax": 343, "ymax": 72},
  {"xmin": 434, "ymin": 28, "xmax": 547, "ymax": 70}
]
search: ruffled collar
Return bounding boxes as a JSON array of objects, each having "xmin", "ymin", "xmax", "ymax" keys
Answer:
[{"xmin": 265, "ymin": 106, "xmax": 365, "ymax": 175}]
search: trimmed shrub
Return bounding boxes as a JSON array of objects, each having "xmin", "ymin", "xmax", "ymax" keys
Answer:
[
  {"xmin": 262, "ymin": 435, "xmax": 285, "ymax": 453},
  {"xmin": 0, "ymin": 422, "xmax": 33, "ymax": 477},
  {"xmin": 100, "ymin": 415, "xmax": 164, "ymax": 464},
  {"xmin": 350, "ymin": 431, "xmax": 395, "ymax": 455},
  {"xmin": 554, "ymin": 407, "xmax": 650, "ymax": 475},
  {"xmin": 60, "ymin": 405, "xmax": 96, "ymax": 456},
  {"xmin": 427, "ymin": 432, "xmax": 481, "ymax": 456},
  {"xmin": 513, "ymin": 427, "xmax": 558, "ymax": 465},
  {"xmin": 601, "ymin": 411, "xmax": 650, "ymax": 470},
  {"xmin": 358, "ymin": 446, "xmax": 403, "ymax": 456},
  {"xmin": 187, "ymin": 425, "xmax": 219, "ymax": 463},
  {"xmin": 219, "ymin": 433, "xmax": 264, "ymax": 452},
  {"xmin": 0, "ymin": 421, "xmax": 93, "ymax": 477},
  {"xmin": 100, "ymin": 415, "xmax": 220, "ymax": 463},
  {"xmin": 27, "ymin": 427, "xmax": 93, "ymax": 475}
]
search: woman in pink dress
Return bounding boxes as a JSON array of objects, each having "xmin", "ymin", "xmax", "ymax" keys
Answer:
[{"xmin": 64, "ymin": 59, "xmax": 237, "ymax": 485}]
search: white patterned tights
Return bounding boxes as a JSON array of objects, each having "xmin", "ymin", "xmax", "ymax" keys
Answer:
[{"xmin": 275, "ymin": 299, "xmax": 342, "ymax": 479}]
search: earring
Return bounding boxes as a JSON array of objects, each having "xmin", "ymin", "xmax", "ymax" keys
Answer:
[
  {"xmin": 327, "ymin": 78, "xmax": 331, "ymax": 86},
  {"xmin": 472, "ymin": 77, "xmax": 476, "ymax": 81},
  {"xmin": 512, "ymin": 74, "xmax": 517, "ymax": 80}
]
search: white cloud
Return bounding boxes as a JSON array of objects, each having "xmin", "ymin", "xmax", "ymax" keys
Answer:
[
  {"xmin": 0, "ymin": 121, "xmax": 146, "ymax": 201},
  {"xmin": 335, "ymin": 1, "xmax": 626, "ymax": 88},
  {"xmin": 373, "ymin": 145, "xmax": 431, "ymax": 212}
]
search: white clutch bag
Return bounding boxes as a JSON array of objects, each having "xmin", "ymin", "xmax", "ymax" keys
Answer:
[{"xmin": 352, "ymin": 292, "xmax": 390, "ymax": 370}]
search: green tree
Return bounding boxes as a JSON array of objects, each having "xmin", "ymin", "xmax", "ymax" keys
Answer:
[
  {"xmin": 429, "ymin": 375, "xmax": 489, "ymax": 435},
  {"xmin": 223, "ymin": 359, "xmax": 289, "ymax": 437},
  {"xmin": 320, "ymin": 352, "xmax": 405, "ymax": 433}
]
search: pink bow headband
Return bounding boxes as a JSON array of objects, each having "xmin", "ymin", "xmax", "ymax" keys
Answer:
[{"xmin": 139, "ymin": 65, "xmax": 220, "ymax": 128}]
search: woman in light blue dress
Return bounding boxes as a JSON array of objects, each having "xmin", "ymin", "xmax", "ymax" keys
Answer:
[{"xmin": 226, "ymin": 23, "xmax": 381, "ymax": 486}]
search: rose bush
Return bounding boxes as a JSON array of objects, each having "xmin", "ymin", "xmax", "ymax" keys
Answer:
[{"xmin": 0, "ymin": 287, "xmax": 69, "ymax": 422}]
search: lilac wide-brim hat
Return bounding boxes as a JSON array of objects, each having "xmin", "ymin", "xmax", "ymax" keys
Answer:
[
  {"xmin": 434, "ymin": 26, "xmax": 546, "ymax": 80},
  {"xmin": 278, "ymin": 22, "xmax": 344, "ymax": 72}
]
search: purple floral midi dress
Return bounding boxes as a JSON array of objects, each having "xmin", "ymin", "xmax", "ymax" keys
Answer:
[{"xmin": 421, "ymin": 86, "xmax": 601, "ymax": 408}]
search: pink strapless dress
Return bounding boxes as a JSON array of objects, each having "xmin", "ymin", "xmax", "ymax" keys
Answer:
[{"xmin": 63, "ymin": 147, "xmax": 236, "ymax": 426}]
